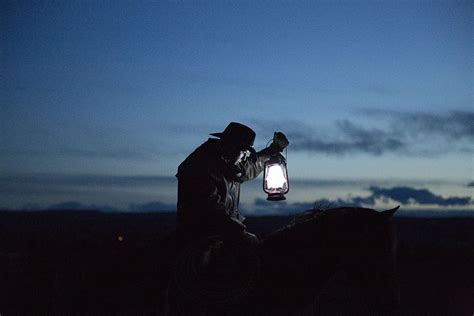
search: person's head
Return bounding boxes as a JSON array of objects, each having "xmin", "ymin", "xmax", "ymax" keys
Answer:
[{"xmin": 210, "ymin": 122, "xmax": 256, "ymax": 165}]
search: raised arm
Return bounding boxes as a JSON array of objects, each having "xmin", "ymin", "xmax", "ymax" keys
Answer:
[{"xmin": 239, "ymin": 131, "xmax": 289, "ymax": 181}]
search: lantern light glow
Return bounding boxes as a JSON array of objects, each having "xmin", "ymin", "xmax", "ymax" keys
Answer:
[
  {"xmin": 266, "ymin": 165, "xmax": 287, "ymax": 189},
  {"xmin": 263, "ymin": 153, "xmax": 289, "ymax": 201}
]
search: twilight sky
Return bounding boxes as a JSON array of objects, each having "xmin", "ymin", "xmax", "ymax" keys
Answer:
[{"xmin": 2, "ymin": 0, "xmax": 473, "ymax": 213}]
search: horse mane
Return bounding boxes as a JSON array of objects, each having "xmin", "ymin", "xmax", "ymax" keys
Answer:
[
  {"xmin": 264, "ymin": 206, "xmax": 392, "ymax": 247},
  {"xmin": 283, "ymin": 206, "xmax": 381, "ymax": 229},
  {"xmin": 261, "ymin": 208, "xmax": 329, "ymax": 246},
  {"xmin": 287, "ymin": 207, "xmax": 326, "ymax": 228}
]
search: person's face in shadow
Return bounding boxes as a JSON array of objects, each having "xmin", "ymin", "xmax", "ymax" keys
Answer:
[{"xmin": 221, "ymin": 141, "xmax": 250, "ymax": 166}]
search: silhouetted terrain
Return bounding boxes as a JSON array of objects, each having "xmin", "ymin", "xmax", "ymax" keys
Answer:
[{"xmin": 1, "ymin": 210, "xmax": 473, "ymax": 315}]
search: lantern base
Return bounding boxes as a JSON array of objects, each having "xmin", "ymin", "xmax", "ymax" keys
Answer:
[{"xmin": 266, "ymin": 193, "xmax": 286, "ymax": 201}]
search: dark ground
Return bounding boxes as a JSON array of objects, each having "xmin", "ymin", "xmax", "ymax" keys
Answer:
[{"xmin": 0, "ymin": 210, "xmax": 473, "ymax": 315}]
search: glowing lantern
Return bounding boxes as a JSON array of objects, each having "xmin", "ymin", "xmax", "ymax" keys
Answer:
[{"xmin": 263, "ymin": 153, "xmax": 289, "ymax": 201}]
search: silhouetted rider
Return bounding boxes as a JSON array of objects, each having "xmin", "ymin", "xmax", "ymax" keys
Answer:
[{"xmin": 176, "ymin": 122, "xmax": 289, "ymax": 247}]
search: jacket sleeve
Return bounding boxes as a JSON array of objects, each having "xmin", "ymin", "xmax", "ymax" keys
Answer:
[
  {"xmin": 177, "ymin": 173, "xmax": 246, "ymax": 237},
  {"xmin": 239, "ymin": 147, "xmax": 275, "ymax": 182}
]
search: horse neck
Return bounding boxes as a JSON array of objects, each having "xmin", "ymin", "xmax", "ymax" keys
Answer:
[
  {"xmin": 334, "ymin": 218, "xmax": 399, "ymax": 309},
  {"xmin": 260, "ymin": 217, "xmax": 344, "ymax": 288}
]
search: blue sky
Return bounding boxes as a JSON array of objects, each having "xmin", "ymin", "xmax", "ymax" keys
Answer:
[{"xmin": 1, "ymin": 0, "xmax": 473, "ymax": 213}]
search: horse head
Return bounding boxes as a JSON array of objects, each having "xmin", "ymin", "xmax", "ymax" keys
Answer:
[
  {"xmin": 258, "ymin": 205, "xmax": 400, "ymax": 313},
  {"xmin": 316, "ymin": 205, "xmax": 400, "ymax": 312}
]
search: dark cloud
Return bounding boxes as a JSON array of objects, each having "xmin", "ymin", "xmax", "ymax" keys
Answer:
[
  {"xmin": 245, "ymin": 185, "xmax": 472, "ymax": 215},
  {"xmin": 360, "ymin": 110, "xmax": 473, "ymax": 153},
  {"xmin": 385, "ymin": 110, "xmax": 474, "ymax": 141},
  {"xmin": 467, "ymin": 182, "xmax": 474, "ymax": 188},
  {"xmin": 258, "ymin": 110, "xmax": 473, "ymax": 156},
  {"xmin": 369, "ymin": 186, "xmax": 472, "ymax": 206},
  {"xmin": 289, "ymin": 120, "xmax": 405, "ymax": 155}
]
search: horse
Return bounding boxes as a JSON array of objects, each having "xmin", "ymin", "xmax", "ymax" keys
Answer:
[{"xmin": 165, "ymin": 206, "xmax": 400, "ymax": 315}]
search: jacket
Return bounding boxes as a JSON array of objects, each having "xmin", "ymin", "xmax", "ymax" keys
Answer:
[{"xmin": 176, "ymin": 138, "xmax": 272, "ymax": 243}]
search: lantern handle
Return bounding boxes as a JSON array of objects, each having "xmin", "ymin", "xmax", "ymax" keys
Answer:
[
  {"xmin": 264, "ymin": 136, "xmax": 288, "ymax": 164},
  {"xmin": 265, "ymin": 136, "xmax": 289, "ymax": 153}
]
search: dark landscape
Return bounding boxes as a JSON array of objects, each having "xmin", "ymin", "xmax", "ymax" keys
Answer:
[{"xmin": 1, "ymin": 210, "xmax": 473, "ymax": 315}]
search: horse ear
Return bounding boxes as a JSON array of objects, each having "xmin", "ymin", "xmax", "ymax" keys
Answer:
[{"xmin": 381, "ymin": 205, "xmax": 400, "ymax": 218}]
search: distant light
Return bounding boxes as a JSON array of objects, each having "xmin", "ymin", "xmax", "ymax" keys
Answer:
[{"xmin": 117, "ymin": 235, "xmax": 124, "ymax": 242}]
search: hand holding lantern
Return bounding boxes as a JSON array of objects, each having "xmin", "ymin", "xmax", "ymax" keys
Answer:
[{"xmin": 270, "ymin": 132, "xmax": 289, "ymax": 153}]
